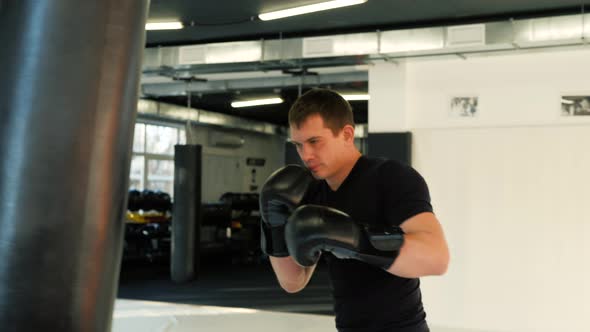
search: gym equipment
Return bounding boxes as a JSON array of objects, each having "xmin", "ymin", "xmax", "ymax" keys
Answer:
[
  {"xmin": 0, "ymin": 1, "xmax": 148, "ymax": 330},
  {"xmin": 171, "ymin": 145, "xmax": 202, "ymax": 283}
]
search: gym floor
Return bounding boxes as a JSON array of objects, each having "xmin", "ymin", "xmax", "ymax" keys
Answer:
[
  {"xmin": 115, "ymin": 259, "xmax": 479, "ymax": 332},
  {"xmin": 115, "ymin": 257, "xmax": 336, "ymax": 331}
]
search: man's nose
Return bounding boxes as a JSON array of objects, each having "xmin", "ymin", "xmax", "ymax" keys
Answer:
[{"xmin": 298, "ymin": 144, "xmax": 313, "ymax": 162}]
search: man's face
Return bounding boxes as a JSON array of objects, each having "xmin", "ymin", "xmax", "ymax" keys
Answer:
[{"xmin": 289, "ymin": 114, "xmax": 347, "ymax": 180}]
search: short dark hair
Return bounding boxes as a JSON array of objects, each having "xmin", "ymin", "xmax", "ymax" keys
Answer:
[{"xmin": 288, "ymin": 88, "xmax": 355, "ymax": 136}]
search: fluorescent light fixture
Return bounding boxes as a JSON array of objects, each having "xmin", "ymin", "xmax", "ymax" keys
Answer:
[
  {"xmin": 259, "ymin": 0, "xmax": 368, "ymax": 21},
  {"xmin": 342, "ymin": 94, "xmax": 370, "ymax": 101},
  {"xmin": 145, "ymin": 21, "xmax": 183, "ymax": 31},
  {"xmin": 231, "ymin": 98, "xmax": 284, "ymax": 108},
  {"xmin": 561, "ymin": 98, "xmax": 574, "ymax": 104}
]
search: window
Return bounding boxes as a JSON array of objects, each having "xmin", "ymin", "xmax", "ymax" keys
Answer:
[
  {"xmin": 130, "ymin": 122, "xmax": 186, "ymax": 198},
  {"xmin": 146, "ymin": 124, "xmax": 177, "ymax": 155},
  {"xmin": 133, "ymin": 123, "xmax": 145, "ymax": 153},
  {"xmin": 147, "ymin": 159, "xmax": 175, "ymax": 195},
  {"xmin": 129, "ymin": 155, "xmax": 145, "ymax": 189}
]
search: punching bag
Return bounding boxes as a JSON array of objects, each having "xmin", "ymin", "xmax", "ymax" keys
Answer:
[{"xmin": 0, "ymin": 1, "xmax": 149, "ymax": 331}]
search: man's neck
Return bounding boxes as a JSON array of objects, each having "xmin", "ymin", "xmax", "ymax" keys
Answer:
[{"xmin": 326, "ymin": 150, "xmax": 362, "ymax": 191}]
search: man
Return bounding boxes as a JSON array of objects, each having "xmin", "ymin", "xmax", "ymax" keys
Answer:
[{"xmin": 259, "ymin": 88, "xmax": 450, "ymax": 332}]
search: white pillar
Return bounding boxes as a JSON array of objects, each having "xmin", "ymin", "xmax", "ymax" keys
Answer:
[{"xmin": 368, "ymin": 61, "xmax": 409, "ymax": 133}]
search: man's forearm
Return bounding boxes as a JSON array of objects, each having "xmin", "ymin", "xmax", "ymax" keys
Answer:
[
  {"xmin": 270, "ymin": 256, "xmax": 316, "ymax": 293},
  {"xmin": 386, "ymin": 231, "xmax": 450, "ymax": 278}
]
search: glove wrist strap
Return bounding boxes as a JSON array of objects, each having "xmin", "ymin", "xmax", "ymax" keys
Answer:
[{"xmin": 260, "ymin": 223, "xmax": 289, "ymax": 257}]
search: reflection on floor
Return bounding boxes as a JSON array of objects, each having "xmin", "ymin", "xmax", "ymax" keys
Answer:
[
  {"xmin": 116, "ymin": 257, "xmax": 335, "ymax": 331},
  {"xmin": 112, "ymin": 299, "xmax": 335, "ymax": 332},
  {"xmin": 117, "ymin": 257, "xmax": 333, "ymax": 315},
  {"xmin": 115, "ymin": 258, "xmax": 481, "ymax": 332}
]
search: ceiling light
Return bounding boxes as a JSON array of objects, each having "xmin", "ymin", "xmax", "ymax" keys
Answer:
[
  {"xmin": 342, "ymin": 94, "xmax": 370, "ymax": 101},
  {"xmin": 231, "ymin": 98, "xmax": 284, "ymax": 108},
  {"xmin": 561, "ymin": 98, "xmax": 574, "ymax": 104},
  {"xmin": 145, "ymin": 21, "xmax": 183, "ymax": 31},
  {"xmin": 259, "ymin": 0, "xmax": 368, "ymax": 21}
]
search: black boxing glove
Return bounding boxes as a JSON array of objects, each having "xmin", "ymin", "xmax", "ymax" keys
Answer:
[
  {"xmin": 285, "ymin": 205, "xmax": 404, "ymax": 269},
  {"xmin": 259, "ymin": 165, "xmax": 314, "ymax": 257}
]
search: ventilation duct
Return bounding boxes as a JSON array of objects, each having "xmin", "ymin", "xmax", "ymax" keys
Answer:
[
  {"xmin": 141, "ymin": 13, "xmax": 590, "ymax": 98},
  {"xmin": 137, "ymin": 99, "xmax": 284, "ymax": 135},
  {"xmin": 209, "ymin": 131, "xmax": 245, "ymax": 148},
  {"xmin": 143, "ymin": 13, "xmax": 590, "ymax": 71},
  {"xmin": 302, "ymin": 32, "xmax": 379, "ymax": 58},
  {"xmin": 446, "ymin": 24, "xmax": 486, "ymax": 47},
  {"xmin": 177, "ymin": 41, "xmax": 262, "ymax": 65},
  {"xmin": 136, "ymin": 99, "xmax": 369, "ymax": 136},
  {"xmin": 141, "ymin": 70, "xmax": 368, "ymax": 96}
]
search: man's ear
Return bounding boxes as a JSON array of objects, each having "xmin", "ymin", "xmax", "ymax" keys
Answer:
[{"xmin": 342, "ymin": 125, "xmax": 355, "ymax": 143}]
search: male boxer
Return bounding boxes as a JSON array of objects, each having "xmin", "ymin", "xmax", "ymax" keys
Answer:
[{"xmin": 260, "ymin": 88, "xmax": 449, "ymax": 332}]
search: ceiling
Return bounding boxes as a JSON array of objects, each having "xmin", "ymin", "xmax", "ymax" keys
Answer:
[
  {"xmin": 155, "ymin": 82, "xmax": 369, "ymax": 126},
  {"xmin": 144, "ymin": 0, "xmax": 590, "ymax": 126},
  {"xmin": 146, "ymin": 0, "xmax": 589, "ymax": 46}
]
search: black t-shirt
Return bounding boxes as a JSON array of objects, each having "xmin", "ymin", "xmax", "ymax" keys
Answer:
[{"xmin": 301, "ymin": 156, "xmax": 433, "ymax": 332}]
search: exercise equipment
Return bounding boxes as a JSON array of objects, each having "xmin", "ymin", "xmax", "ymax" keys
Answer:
[{"xmin": 0, "ymin": 1, "xmax": 148, "ymax": 330}]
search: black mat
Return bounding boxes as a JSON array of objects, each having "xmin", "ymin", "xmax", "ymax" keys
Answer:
[{"xmin": 117, "ymin": 257, "xmax": 334, "ymax": 316}]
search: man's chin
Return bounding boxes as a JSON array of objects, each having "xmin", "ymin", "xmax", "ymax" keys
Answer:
[
  {"xmin": 310, "ymin": 170, "xmax": 325, "ymax": 180},
  {"xmin": 311, "ymin": 173, "xmax": 323, "ymax": 180}
]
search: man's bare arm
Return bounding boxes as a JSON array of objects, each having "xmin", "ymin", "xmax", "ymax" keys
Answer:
[{"xmin": 386, "ymin": 212, "xmax": 450, "ymax": 278}]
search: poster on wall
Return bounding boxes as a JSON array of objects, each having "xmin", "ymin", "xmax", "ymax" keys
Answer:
[
  {"xmin": 561, "ymin": 96, "xmax": 590, "ymax": 116},
  {"xmin": 450, "ymin": 96, "xmax": 478, "ymax": 118}
]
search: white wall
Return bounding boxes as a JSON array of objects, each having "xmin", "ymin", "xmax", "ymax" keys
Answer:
[
  {"xmin": 407, "ymin": 48, "xmax": 590, "ymax": 129},
  {"xmin": 399, "ymin": 48, "xmax": 590, "ymax": 331}
]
